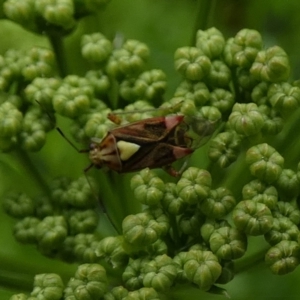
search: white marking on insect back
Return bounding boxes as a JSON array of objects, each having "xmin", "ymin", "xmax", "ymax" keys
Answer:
[
  {"xmin": 117, "ymin": 140, "xmax": 141, "ymax": 161},
  {"xmin": 164, "ymin": 115, "xmax": 184, "ymax": 130}
]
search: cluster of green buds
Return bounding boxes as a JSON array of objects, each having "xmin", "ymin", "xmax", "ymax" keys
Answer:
[
  {"xmin": 2, "ymin": 1, "xmax": 300, "ymax": 297},
  {"xmin": 3, "ymin": 0, "xmax": 111, "ymax": 34}
]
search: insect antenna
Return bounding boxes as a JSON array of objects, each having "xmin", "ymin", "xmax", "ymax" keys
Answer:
[
  {"xmin": 36, "ymin": 101, "xmax": 120, "ymax": 233},
  {"xmin": 107, "ymin": 100, "xmax": 185, "ymax": 124}
]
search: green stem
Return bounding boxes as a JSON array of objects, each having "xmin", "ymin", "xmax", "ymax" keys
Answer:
[
  {"xmin": 191, "ymin": 0, "xmax": 217, "ymax": 45},
  {"xmin": 234, "ymin": 245, "xmax": 269, "ymax": 274},
  {"xmin": 169, "ymin": 214, "xmax": 181, "ymax": 250},
  {"xmin": 12, "ymin": 149, "xmax": 51, "ymax": 196},
  {"xmin": 0, "ymin": 269, "xmax": 33, "ymax": 293},
  {"xmin": 271, "ymin": 108, "xmax": 300, "ymax": 165},
  {"xmin": 48, "ymin": 33, "xmax": 68, "ymax": 77},
  {"xmin": 218, "ymin": 151, "xmax": 252, "ymax": 198}
]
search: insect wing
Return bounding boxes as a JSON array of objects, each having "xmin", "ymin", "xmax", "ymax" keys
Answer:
[
  {"xmin": 119, "ymin": 142, "xmax": 193, "ymax": 173},
  {"xmin": 110, "ymin": 115, "xmax": 185, "ymax": 144}
]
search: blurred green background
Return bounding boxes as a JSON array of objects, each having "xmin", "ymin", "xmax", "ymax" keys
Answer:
[{"xmin": 1, "ymin": 0, "xmax": 300, "ymax": 298}]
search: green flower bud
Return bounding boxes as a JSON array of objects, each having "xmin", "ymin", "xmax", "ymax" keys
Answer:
[
  {"xmin": 200, "ymin": 187, "xmax": 236, "ymax": 219},
  {"xmin": 64, "ymin": 176, "xmax": 97, "ymax": 208},
  {"xmin": 24, "ymin": 104, "xmax": 54, "ymax": 132},
  {"xmin": 85, "ymin": 70, "xmax": 110, "ymax": 97},
  {"xmin": 3, "ymin": 0, "xmax": 37, "ymax": 32},
  {"xmin": 250, "ymin": 46, "xmax": 290, "ymax": 82},
  {"xmin": 216, "ymin": 261, "xmax": 234, "ymax": 284},
  {"xmin": 251, "ymin": 82, "xmax": 269, "ymax": 105},
  {"xmin": 176, "ymin": 167, "xmax": 212, "ymax": 205},
  {"xmin": 161, "ymin": 183, "xmax": 186, "ymax": 215},
  {"xmin": 174, "ymin": 81, "xmax": 210, "ymax": 106},
  {"xmin": 119, "ymin": 78, "xmax": 139, "ymax": 102},
  {"xmin": 242, "ymin": 179, "xmax": 278, "ymax": 209},
  {"xmin": 73, "ymin": 233, "xmax": 100, "ymax": 263},
  {"xmin": 258, "ymin": 104, "xmax": 283, "ymax": 135},
  {"xmin": 273, "ymin": 202, "xmax": 300, "ymax": 225},
  {"xmin": 36, "ymin": 216, "xmax": 68, "ymax": 249},
  {"xmin": 200, "ymin": 219, "xmax": 231, "ymax": 243},
  {"xmin": 57, "ymin": 236, "xmax": 76, "ymax": 263},
  {"xmin": 9, "ymin": 293, "xmax": 29, "ymax": 300},
  {"xmin": 195, "ymin": 27, "xmax": 225, "ymax": 59},
  {"xmin": 177, "ymin": 98, "xmax": 196, "ymax": 116},
  {"xmin": 174, "ymin": 47, "xmax": 211, "ymax": 81},
  {"xmin": 0, "ymin": 102, "xmax": 22, "ymax": 138},
  {"xmin": 13, "ymin": 216, "xmax": 40, "ymax": 244},
  {"xmin": 3, "ymin": 49, "xmax": 25, "ymax": 77},
  {"xmin": 236, "ymin": 67, "xmax": 258, "ymax": 91},
  {"xmin": 124, "ymin": 287, "xmax": 159, "ymax": 300},
  {"xmin": 31, "ymin": 273, "xmax": 64, "ymax": 300},
  {"xmin": 208, "ymin": 131, "xmax": 242, "ymax": 168},
  {"xmin": 196, "ymin": 105, "xmax": 222, "ymax": 123},
  {"xmin": 232, "ymin": 200, "xmax": 273, "ymax": 235},
  {"xmin": 65, "ymin": 264, "xmax": 108, "ymax": 299},
  {"xmin": 264, "ymin": 217, "xmax": 299, "ymax": 246},
  {"xmin": 96, "ymin": 236, "xmax": 129, "ymax": 269},
  {"xmin": 119, "ymin": 40, "xmax": 150, "ymax": 76},
  {"xmin": 35, "ymin": 195, "xmax": 53, "ymax": 218},
  {"xmin": 25, "ymin": 77, "xmax": 61, "ymax": 111},
  {"xmin": 146, "ymin": 239, "xmax": 168, "ymax": 256},
  {"xmin": 209, "ymin": 227, "xmax": 247, "ymax": 260},
  {"xmin": 268, "ymin": 82, "xmax": 300, "ymax": 115},
  {"xmin": 223, "ymin": 29, "xmax": 263, "ymax": 68},
  {"xmin": 35, "ymin": 0, "xmax": 75, "ymax": 30},
  {"xmin": 183, "ymin": 250, "xmax": 222, "ymax": 291},
  {"xmin": 51, "ymin": 176, "xmax": 72, "ymax": 205},
  {"xmin": 103, "ymin": 286, "xmax": 128, "ymax": 300},
  {"xmin": 122, "ymin": 210, "xmax": 169, "ymax": 247},
  {"xmin": 131, "ymin": 169, "xmax": 165, "ymax": 206},
  {"xmin": 147, "ymin": 208, "xmax": 170, "ymax": 235},
  {"xmin": 178, "ymin": 210, "xmax": 204, "ymax": 237},
  {"xmin": 106, "ymin": 48, "xmax": 129, "ymax": 80},
  {"xmin": 3, "ymin": 192, "xmax": 34, "ymax": 218},
  {"xmin": 81, "ymin": 33, "xmax": 112, "ymax": 63},
  {"xmin": 67, "ymin": 209, "xmax": 98, "ymax": 235},
  {"xmin": 134, "ymin": 69, "xmax": 166, "ymax": 103},
  {"xmin": 22, "ymin": 47, "xmax": 55, "ymax": 80},
  {"xmin": 122, "ymin": 213, "xmax": 159, "ymax": 246},
  {"xmin": 20, "ymin": 122, "xmax": 46, "ymax": 152},
  {"xmin": 122, "ymin": 100, "xmax": 155, "ymax": 122},
  {"xmin": 84, "ymin": 110, "xmax": 111, "ymax": 139},
  {"xmin": 207, "ymin": 60, "xmax": 232, "ymax": 88},
  {"xmin": 173, "ymin": 252, "xmax": 189, "ymax": 283},
  {"xmin": 228, "ymin": 103, "xmax": 264, "ymax": 136},
  {"xmin": 123, "ymin": 258, "xmax": 150, "ymax": 290},
  {"xmin": 185, "ymin": 111, "xmax": 220, "ymax": 149},
  {"xmin": 265, "ymin": 241, "xmax": 300, "ymax": 275},
  {"xmin": 53, "ymin": 75, "xmax": 93, "ymax": 118},
  {"xmin": 209, "ymin": 88, "xmax": 234, "ymax": 113},
  {"xmin": 246, "ymin": 143, "xmax": 284, "ymax": 183},
  {"xmin": 0, "ymin": 94, "xmax": 23, "ymax": 109},
  {"xmin": 142, "ymin": 254, "xmax": 177, "ymax": 292},
  {"xmin": 189, "ymin": 243, "xmax": 209, "ymax": 252},
  {"xmin": 276, "ymin": 169, "xmax": 300, "ymax": 200}
]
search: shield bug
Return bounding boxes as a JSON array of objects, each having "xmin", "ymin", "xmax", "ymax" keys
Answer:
[
  {"xmin": 85, "ymin": 111, "xmax": 219, "ymax": 176},
  {"xmin": 55, "ymin": 106, "xmax": 219, "ymax": 177}
]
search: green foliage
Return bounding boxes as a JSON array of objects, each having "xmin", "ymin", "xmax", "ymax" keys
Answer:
[{"xmin": 2, "ymin": 1, "xmax": 300, "ymax": 299}]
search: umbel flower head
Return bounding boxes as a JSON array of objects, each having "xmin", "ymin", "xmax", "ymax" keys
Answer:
[{"xmin": 2, "ymin": 19, "xmax": 300, "ymax": 299}]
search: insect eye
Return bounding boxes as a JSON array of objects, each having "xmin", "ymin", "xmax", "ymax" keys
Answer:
[{"xmin": 89, "ymin": 143, "xmax": 96, "ymax": 150}]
